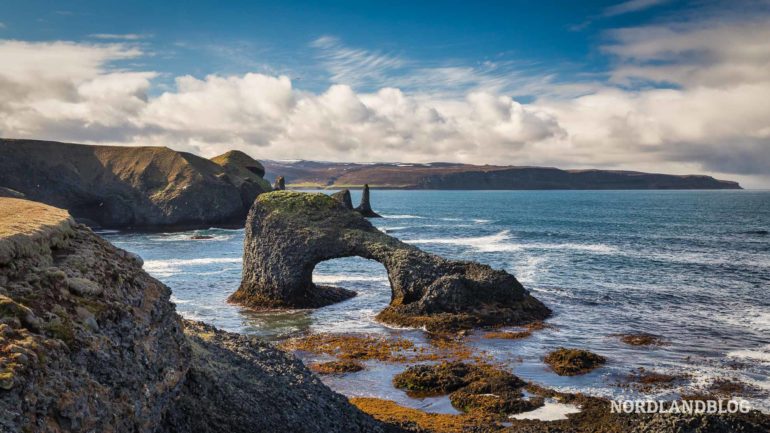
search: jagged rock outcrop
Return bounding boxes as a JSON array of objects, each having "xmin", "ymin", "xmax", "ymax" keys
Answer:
[
  {"xmin": 161, "ymin": 320, "xmax": 390, "ymax": 433},
  {"xmin": 354, "ymin": 184, "xmax": 381, "ymax": 218},
  {"xmin": 0, "ymin": 198, "xmax": 396, "ymax": 433},
  {"xmin": 210, "ymin": 150, "xmax": 273, "ymax": 211},
  {"xmin": 0, "ymin": 198, "xmax": 189, "ymax": 432},
  {"xmin": 231, "ymin": 192, "xmax": 550, "ymax": 331},
  {"xmin": 0, "ymin": 139, "xmax": 271, "ymax": 229},
  {"xmin": 273, "ymin": 176, "xmax": 286, "ymax": 191},
  {"xmin": 331, "ymin": 189, "xmax": 353, "ymax": 210}
]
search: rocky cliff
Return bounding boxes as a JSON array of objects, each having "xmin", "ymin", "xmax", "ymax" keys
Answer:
[
  {"xmin": 262, "ymin": 160, "xmax": 742, "ymax": 190},
  {"xmin": 0, "ymin": 197, "xmax": 393, "ymax": 433},
  {"xmin": 0, "ymin": 139, "xmax": 272, "ymax": 229}
]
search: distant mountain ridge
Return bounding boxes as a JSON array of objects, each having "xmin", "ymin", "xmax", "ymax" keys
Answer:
[{"xmin": 262, "ymin": 160, "xmax": 741, "ymax": 190}]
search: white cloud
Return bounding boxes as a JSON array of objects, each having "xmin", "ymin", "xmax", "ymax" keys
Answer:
[
  {"xmin": 603, "ymin": 0, "xmax": 670, "ymax": 17},
  {"xmin": 1, "ymin": 9, "xmax": 770, "ymax": 188},
  {"xmin": 89, "ymin": 33, "xmax": 150, "ymax": 40}
]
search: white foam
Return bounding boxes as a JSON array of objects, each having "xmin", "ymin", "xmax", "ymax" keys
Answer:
[
  {"xmin": 313, "ymin": 274, "xmax": 389, "ymax": 284},
  {"xmin": 144, "ymin": 257, "xmax": 242, "ymax": 276},
  {"xmin": 381, "ymin": 214, "xmax": 425, "ymax": 219},
  {"xmin": 515, "ymin": 256, "xmax": 546, "ymax": 284},
  {"xmin": 509, "ymin": 399, "xmax": 581, "ymax": 421},
  {"xmin": 407, "ymin": 230, "xmax": 616, "ymax": 254},
  {"xmin": 407, "ymin": 230, "xmax": 522, "ymax": 252},
  {"xmin": 727, "ymin": 345, "xmax": 770, "ymax": 363}
]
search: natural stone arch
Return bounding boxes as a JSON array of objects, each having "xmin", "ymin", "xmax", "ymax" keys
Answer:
[{"xmin": 230, "ymin": 191, "xmax": 550, "ymax": 331}]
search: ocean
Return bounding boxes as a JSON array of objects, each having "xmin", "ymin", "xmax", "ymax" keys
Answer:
[{"xmin": 103, "ymin": 190, "xmax": 770, "ymax": 413}]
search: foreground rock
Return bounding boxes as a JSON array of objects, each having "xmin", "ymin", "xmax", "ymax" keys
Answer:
[
  {"xmin": 231, "ymin": 191, "xmax": 550, "ymax": 331},
  {"xmin": 0, "ymin": 198, "xmax": 188, "ymax": 432},
  {"xmin": 0, "ymin": 139, "xmax": 271, "ymax": 229},
  {"xmin": 0, "ymin": 197, "xmax": 395, "ymax": 433},
  {"xmin": 162, "ymin": 321, "xmax": 389, "ymax": 433}
]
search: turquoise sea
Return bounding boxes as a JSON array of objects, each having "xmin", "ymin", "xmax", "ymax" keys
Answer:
[{"xmin": 103, "ymin": 190, "xmax": 770, "ymax": 413}]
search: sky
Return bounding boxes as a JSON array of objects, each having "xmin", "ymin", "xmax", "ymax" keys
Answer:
[{"xmin": 1, "ymin": 0, "xmax": 769, "ymax": 187}]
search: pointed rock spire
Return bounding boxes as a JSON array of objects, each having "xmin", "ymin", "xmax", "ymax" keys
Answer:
[
  {"xmin": 273, "ymin": 176, "xmax": 286, "ymax": 191},
  {"xmin": 331, "ymin": 189, "xmax": 353, "ymax": 210},
  {"xmin": 355, "ymin": 184, "xmax": 381, "ymax": 218}
]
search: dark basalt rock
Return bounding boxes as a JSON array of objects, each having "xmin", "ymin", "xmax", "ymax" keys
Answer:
[
  {"xmin": 230, "ymin": 191, "xmax": 550, "ymax": 331},
  {"xmin": 355, "ymin": 184, "xmax": 381, "ymax": 218},
  {"xmin": 273, "ymin": 176, "xmax": 286, "ymax": 191},
  {"xmin": 331, "ymin": 189, "xmax": 354, "ymax": 210}
]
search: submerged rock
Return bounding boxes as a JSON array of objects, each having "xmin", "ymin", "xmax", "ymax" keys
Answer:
[
  {"xmin": 273, "ymin": 176, "xmax": 286, "ymax": 191},
  {"xmin": 231, "ymin": 191, "xmax": 550, "ymax": 331},
  {"xmin": 0, "ymin": 197, "xmax": 395, "ymax": 433},
  {"xmin": 331, "ymin": 189, "xmax": 354, "ymax": 210},
  {"xmin": 355, "ymin": 184, "xmax": 381, "ymax": 218}
]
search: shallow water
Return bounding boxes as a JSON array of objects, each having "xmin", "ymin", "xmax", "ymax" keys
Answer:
[{"xmin": 103, "ymin": 190, "xmax": 770, "ymax": 413}]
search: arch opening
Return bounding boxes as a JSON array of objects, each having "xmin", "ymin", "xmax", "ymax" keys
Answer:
[{"xmin": 311, "ymin": 256, "xmax": 392, "ymax": 309}]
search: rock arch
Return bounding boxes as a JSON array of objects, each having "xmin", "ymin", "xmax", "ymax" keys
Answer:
[{"xmin": 230, "ymin": 191, "xmax": 550, "ymax": 331}]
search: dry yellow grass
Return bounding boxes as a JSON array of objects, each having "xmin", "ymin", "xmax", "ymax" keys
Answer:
[{"xmin": 0, "ymin": 198, "xmax": 71, "ymax": 239}]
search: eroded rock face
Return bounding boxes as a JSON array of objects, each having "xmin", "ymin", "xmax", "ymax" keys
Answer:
[
  {"xmin": 331, "ymin": 189, "xmax": 353, "ymax": 210},
  {"xmin": 161, "ymin": 320, "xmax": 389, "ymax": 433},
  {"xmin": 231, "ymin": 192, "xmax": 550, "ymax": 331},
  {"xmin": 0, "ymin": 199, "xmax": 189, "ymax": 432}
]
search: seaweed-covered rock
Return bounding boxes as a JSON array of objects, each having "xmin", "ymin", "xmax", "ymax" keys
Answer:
[
  {"xmin": 544, "ymin": 347, "xmax": 606, "ymax": 376},
  {"xmin": 355, "ymin": 184, "xmax": 381, "ymax": 217},
  {"xmin": 231, "ymin": 191, "xmax": 550, "ymax": 331},
  {"xmin": 392, "ymin": 362, "xmax": 540, "ymax": 417}
]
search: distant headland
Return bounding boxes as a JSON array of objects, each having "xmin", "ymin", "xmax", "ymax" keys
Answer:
[{"xmin": 262, "ymin": 160, "xmax": 741, "ymax": 190}]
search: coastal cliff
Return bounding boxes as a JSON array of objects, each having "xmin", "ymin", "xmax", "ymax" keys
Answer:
[
  {"xmin": 262, "ymin": 160, "xmax": 742, "ymax": 190},
  {"xmin": 0, "ymin": 139, "xmax": 272, "ymax": 229},
  {"xmin": 0, "ymin": 198, "xmax": 393, "ymax": 433}
]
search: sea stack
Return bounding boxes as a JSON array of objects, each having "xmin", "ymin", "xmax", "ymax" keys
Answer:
[
  {"xmin": 331, "ymin": 189, "xmax": 353, "ymax": 210},
  {"xmin": 273, "ymin": 176, "xmax": 286, "ymax": 191},
  {"xmin": 231, "ymin": 191, "xmax": 551, "ymax": 331},
  {"xmin": 354, "ymin": 184, "xmax": 381, "ymax": 218}
]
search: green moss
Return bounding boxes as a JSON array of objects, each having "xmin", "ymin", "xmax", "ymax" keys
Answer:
[
  {"xmin": 0, "ymin": 370, "xmax": 14, "ymax": 390},
  {"xmin": 258, "ymin": 191, "xmax": 341, "ymax": 214},
  {"xmin": 46, "ymin": 318, "xmax": 76, "ymax": 347}
]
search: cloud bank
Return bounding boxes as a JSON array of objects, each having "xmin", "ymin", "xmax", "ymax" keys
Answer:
[{"xmin": 0, "ymin": 13, "xmax": 769, "ymax": 187}]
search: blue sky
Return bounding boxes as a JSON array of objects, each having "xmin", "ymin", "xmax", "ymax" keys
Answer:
[
  {"xmin": 1, "ymin": 1, "xmax": 769, "ymax": 187},
  {"xmin": 1, "ymin": 0, "xmax": 689, "ymax": 94}
]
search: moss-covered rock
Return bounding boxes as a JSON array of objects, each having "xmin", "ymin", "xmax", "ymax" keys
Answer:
[{"xmin": 232, "ymin": 191, "xmax": 550, "ymax": 331}]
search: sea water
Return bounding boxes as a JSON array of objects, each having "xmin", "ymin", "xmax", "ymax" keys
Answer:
[{"xmin": 103, "ymin": 190, "xmax": 770, "ymax": 413}]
